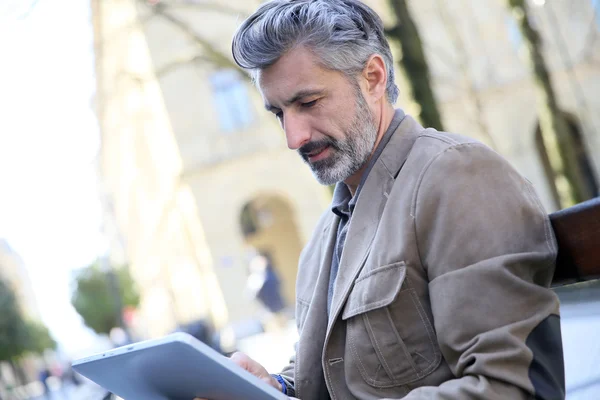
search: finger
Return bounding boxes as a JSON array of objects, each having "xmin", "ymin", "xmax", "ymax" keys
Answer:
[
  {"xmin": 229, "ymin": 351, "xmax": 251, "ymax": 369},
  {"xmin": 230, "ymin": 352, "xmax": 266, "ymax": 377}
]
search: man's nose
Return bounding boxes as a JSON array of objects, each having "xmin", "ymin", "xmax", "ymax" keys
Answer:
[{"xmin": 283, "ymin": 114, "xmax": 311, "ymax": 150}]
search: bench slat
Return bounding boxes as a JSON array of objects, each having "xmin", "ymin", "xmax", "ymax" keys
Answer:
[{"xmin": 549, "ymin": 197, "xmax": 600, "ymax": 286}]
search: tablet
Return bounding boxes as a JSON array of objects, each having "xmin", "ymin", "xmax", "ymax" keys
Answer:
[{"xmin": 72, "ymin": 332, "xmax": 289, "ymax": 400}]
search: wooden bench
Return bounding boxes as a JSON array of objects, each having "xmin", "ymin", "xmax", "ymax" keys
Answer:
[{"xmin": 550, "ymin": 197, "xmax": 600, "ymax": 286}]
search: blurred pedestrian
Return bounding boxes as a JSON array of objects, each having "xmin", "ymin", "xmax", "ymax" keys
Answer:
[
  {"xmin": 246, "ymin": 252, "xmax": 286, "ymax": 314},
  {"xmin": 38, "ymin": 367, "xmax": 51, "ymax": 396}
]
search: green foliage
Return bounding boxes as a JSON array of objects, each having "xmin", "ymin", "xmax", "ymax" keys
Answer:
[
  {"xmin": 0, "ymin": 278, "xmax": 28, "ymax": 361},
  {"xmin": 0, "ymin": 277, "xmax": 57, "ymax": 361},
  {"xmin": 71, "ymin": 261, "xmax": 140, "ymax": 335},
  {"xmin": 23, "ymin": 320, "xmax": 56, "ymax": 355}
]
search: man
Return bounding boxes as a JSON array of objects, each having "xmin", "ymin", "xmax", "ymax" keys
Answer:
[{"xmin": 202, "ymin": 0, "xmax": 565, "ymax": 398}]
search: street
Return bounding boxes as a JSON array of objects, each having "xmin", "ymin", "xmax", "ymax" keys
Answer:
[{"xmin": 28, "ymin": 382, "xmax": 107, "ymax": 400}]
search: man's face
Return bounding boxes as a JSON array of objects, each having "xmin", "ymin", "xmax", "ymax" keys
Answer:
[{"xmin": 258, "ymin": 47, "xmax": 378, "ymax": 185}]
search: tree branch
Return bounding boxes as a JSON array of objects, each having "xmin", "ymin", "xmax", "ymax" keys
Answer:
[
  {"xmin": 148, "ymin": 2, "xmax": 241, "ymax": 72},
  {"xmin": 420, "ymin": 42, "xmax": 460, "ymax": 71},
  {"xmin": 0, "ymin": 0, "xmax": 40, "ymax": 20},
  {"xmin": 18, "ymin": 0, "xmax": 39, "ymax": 19},
  {"xmin": 578, "ymin": 10, "xmax": 600, "ymax": 64},
  {"xmin": 149, "ymin": 0, "xmax": 249, "ymax": 18},
  {"xmin": 385, "ymin": 0, "xmax": 444, "ymax": 130},
  {"xmin": 155, "ymin": 53, "xmax": 216, "ymax": 77},
  {"xmin": 434, "ymin": 0, "xmax": 497, "ymax": 149},
  {"xmin": 507, "ymin": 0, "xmax": 593, "ymax": 206}
]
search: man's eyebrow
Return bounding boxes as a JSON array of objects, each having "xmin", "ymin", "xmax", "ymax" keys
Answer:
[{"xmin": 264, "ymin": 89, "xmax": 325, "ymax": 111}]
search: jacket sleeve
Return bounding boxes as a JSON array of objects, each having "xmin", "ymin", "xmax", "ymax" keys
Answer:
[
  {"xmin": 278, "ymin": 351, "xmax": 296, "ymax": 397},
  {"xmin": 399, "ymin": 143, "xmax": 565, "ymax": 399}
]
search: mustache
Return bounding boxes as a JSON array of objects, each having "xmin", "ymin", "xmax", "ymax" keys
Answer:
[{"xmin": 298, "ymin": 138, "xmax": 339, "ymax": 158}]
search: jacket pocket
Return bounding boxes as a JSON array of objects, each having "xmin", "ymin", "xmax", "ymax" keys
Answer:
[{"xmin": 342, "ymin": 261, "xmax": 441, "ymax": 388}]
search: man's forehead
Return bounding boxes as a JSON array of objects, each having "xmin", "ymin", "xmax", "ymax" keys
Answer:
[
  {"xmin": 257, "ymin": 72, "xmax": 317, "ymax": 106},
  {"xmin": 257, "ymin": 47, "xmax": 322, "ymax": 88},
  {"xmin": 256, "ymin": 50, "xmax": 339, "ymax": 108}
]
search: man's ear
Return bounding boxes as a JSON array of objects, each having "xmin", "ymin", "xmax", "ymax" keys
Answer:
[{"xmin": 362, "ymin": 54, "xmax": 388, "ymax": 102}]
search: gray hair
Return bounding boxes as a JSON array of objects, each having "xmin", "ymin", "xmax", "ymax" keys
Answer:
[{"xmin": 232, "ymin": 0, "xmax": 399, "ymax": 104}]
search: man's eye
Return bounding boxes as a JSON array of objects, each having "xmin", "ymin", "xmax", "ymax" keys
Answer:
[
  {"xmin": 301, "ymin": 100, "xmax": 318, "ymax": 108},
  {"xmin": 275, "ymin": 111, "xmax": 283, "ymax": 120}
]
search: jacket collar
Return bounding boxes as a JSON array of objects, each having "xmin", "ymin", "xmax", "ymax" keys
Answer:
[{"xmin": 326, "ymin": 113, "xmax": 425, "ymax": 329}]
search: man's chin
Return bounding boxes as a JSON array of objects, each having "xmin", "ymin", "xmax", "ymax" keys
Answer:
[
  {"xmin": 311, "ymin": 160, "xmax": 369, "ymax": 186},
  {"xmin": 310, "ymin": 166, "xmax": 349, "ymax": 186},
  {"xmin": 305, "ymin": 154, "xmax": 361, "ymax": 186}
]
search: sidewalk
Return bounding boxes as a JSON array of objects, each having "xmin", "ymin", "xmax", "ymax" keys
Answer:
[{"xmin": 24, "ymin": 382, "xmax": 107, "ymax": 400}]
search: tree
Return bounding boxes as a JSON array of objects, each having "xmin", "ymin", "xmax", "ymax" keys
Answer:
[
  {"xmin": 434, "ymin": 0, "xmax": 496, "ymax": 149},
  {"xmin": 0, "ymin": 278, "xmax": 28, "ymax": 362},
  {"xmin": 140, "ymin": 0, "xmax": 246, "ymax": 75},
  {"xmin": 386, "ymin": 0, "xmax": 444, "ymax": 131},
  {"xmin": 23, "ymin": 320, "xmax": 56, "ymax": 356},
  {"xmin": 0, "ymin": 276, "xmax": 57, "ymax": 389},
  {"xmin": 506, "ymin": 0, "xmax": 592, "ymax": 207},
  {"xmin": 71, "ymin": 261, "xmax": 140, "ymax": 335}
]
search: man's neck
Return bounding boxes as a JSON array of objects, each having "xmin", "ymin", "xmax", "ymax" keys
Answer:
[{"xmin": 345, "ymin": 103, "xmax": 396, "ymax": 195}]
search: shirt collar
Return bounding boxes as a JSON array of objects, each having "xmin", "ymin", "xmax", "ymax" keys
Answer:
[{"xmin": 331, "ymin": 182, "xmax": 352, "ymax": 218}]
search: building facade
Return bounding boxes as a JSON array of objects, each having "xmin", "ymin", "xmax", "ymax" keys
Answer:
[
  {"xmin": 91, "ymin": 0, "xmax": 331, "ymax": 339},
  {"xmin": 91, "ymin": 0, "xmax": 600, "ymax": 338},
  {"xmin": 0, "ymin": 239, "xmax": 41, "ymax": 320}
]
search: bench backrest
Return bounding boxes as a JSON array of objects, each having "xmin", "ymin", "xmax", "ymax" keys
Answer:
[{"xmin": 549, "ymin": 197, "xmax": 600, "ymax": 285}]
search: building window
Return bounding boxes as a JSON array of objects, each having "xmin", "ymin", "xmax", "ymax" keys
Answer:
[
  {"xmin": 209, "ymin": 70, "xmax": 253, "ymax": 133},
  {"xmin": 506, "ymin": 15, "xmax": 522, "ymax": 51},
  {"xmin": 593, "ymin": 0, "xmax": 600, "ymax": 26}
]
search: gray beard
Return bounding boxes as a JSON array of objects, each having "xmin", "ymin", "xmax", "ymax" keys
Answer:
[{"xmin": 304, "ymin": 92, "xmax": 378, "ymax": 186}]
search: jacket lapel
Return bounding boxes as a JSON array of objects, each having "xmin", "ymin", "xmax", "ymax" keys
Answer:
[
  {"xmin": 295, "ymin": 215, "xmax": 339, "ymax": 400},
  {"xmin": 326, "ymin": 115, "xmax": 425, "ymax": 333}
]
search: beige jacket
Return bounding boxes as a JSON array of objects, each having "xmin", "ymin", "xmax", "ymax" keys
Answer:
[{"xmin": 280, "ymin": 114, "xmax": 565, "ymax": 399}]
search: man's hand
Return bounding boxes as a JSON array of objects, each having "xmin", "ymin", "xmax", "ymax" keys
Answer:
[
  {"xmin": 193, "ymin": 352, "xmax": 287, "ymax": 400},
  {"xmin": 229, "ymin": 352, "xmax": 282, "ymax": 390}
]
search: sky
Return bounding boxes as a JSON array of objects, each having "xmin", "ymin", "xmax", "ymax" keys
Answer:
[{"xmin": 0, "ymin": 0, "xmax": 106, "ymax": 355}]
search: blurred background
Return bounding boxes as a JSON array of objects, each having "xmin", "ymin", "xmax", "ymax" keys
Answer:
[{"xmin": 0, "ymin": 0, "xmax": 599, "ymax": 399}]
